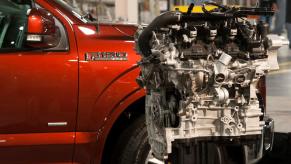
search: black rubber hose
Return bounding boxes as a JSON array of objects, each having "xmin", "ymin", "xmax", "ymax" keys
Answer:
[
  {"xmin": 137, "ymin": 11, "xmax": 181, "ymax": 56},
  {"xmin": 187, "ymin": 3, "xmax": 195, "ymax": 15}
]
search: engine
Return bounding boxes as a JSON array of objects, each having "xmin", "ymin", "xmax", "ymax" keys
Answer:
[{"xmin": 135, "ymin": 3, "xmax": 288, "ymax": 162}]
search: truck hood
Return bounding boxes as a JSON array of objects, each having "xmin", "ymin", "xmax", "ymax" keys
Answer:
[{"xmin": 97, "ymin": 23, "xmax": 138, "ymax": 40}]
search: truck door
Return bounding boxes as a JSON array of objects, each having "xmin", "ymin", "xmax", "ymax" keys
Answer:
[{"xmin": 0, "ymin": 0, "xmax": 78, "ymax": 163}]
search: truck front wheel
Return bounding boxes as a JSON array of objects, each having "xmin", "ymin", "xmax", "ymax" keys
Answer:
[{"xmin": 110, "ymin": 116, "xmax": 151, "ymax": 164}]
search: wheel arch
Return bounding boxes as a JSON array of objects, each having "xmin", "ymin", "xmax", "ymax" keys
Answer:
[{"xmin": 101, "ymin": 96, "xmax": 145, "ymax": 164}]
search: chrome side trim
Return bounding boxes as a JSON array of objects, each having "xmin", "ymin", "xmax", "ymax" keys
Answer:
[{"xmin": 48, "ymin": 122, "xmax": 68, "ymax": 126}]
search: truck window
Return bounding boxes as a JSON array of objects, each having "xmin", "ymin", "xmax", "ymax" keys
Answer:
[{"xmin": 0, "ymin": 0, "xmax": 30, "ymax": 50}]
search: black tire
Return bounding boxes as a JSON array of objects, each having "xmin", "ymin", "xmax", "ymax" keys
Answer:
[{"xmin": 110, "ymin": 116, "xmax": 150, "ymax": 164}]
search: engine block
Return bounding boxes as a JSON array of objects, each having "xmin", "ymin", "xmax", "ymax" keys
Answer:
[{"xmin": 135, "ymin": 4, "xmax": 288, "ymax": 160}]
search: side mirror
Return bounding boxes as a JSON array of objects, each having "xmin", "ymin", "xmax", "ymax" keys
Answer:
[{"xmin": 26, "ymin": 8, "xmax": 60, "ymax": 49}]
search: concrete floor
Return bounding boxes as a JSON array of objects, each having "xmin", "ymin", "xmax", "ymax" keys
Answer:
[{"xmin": 267, "ymin": 45, "xmax": 291, "ymax": 132}]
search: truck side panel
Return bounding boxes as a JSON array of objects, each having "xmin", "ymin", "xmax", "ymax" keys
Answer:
[{"xmin": 74, "ymin": 24, "xmax": 144, "ymax": 163}]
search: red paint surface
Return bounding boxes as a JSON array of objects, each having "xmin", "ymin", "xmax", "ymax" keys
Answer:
[
  {"xmin": 0, "ymin": 132, "xmax": 96, "ymax": 163},
  {"xmin": 0, "ymin": 132, "xmax": 96, "ymax": 146},
  {"xmin": 0, "ymin": 0, "xmax": 143, "ymax": 163},
  {"xmin": 0, "ymin": 0, "xmax": 80, "ymax": 163}
]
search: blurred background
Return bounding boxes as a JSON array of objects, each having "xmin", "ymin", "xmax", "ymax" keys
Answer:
[
  {"xmin": 63, "ymin": 0, "xmax": 260, "ymax": 23},
  {"xmin": 64, "ymin": 0, "xmax": 291, "ymax": 133}
]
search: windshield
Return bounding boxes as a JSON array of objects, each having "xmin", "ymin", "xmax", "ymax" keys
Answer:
[{"xmin": 53, "ymin": 0, "xmax": 90, "ymax": 23}]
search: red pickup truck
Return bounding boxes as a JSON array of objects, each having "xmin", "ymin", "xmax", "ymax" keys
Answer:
[{"xmin": 0, "ymin": 0, "xmax": 150, "ymax": 163}]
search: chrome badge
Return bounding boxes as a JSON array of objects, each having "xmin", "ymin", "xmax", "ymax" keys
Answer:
[{"xmin": 85, "ymin": 52, "xmax": 128, "ymax": 61}]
